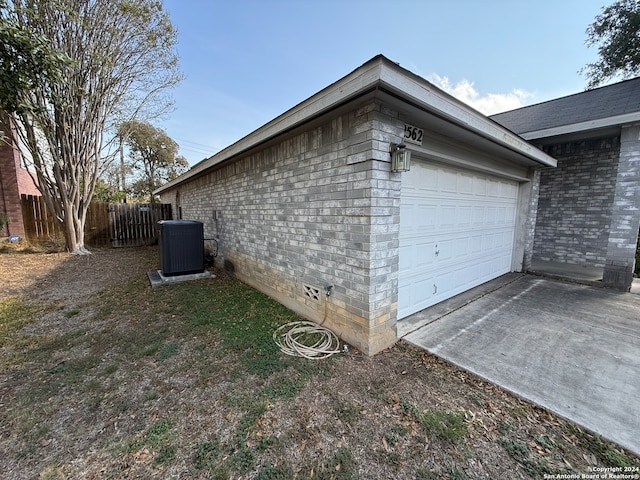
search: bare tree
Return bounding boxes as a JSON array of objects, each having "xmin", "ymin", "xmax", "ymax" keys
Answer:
[{"xmin": 0, "ymin": 0, "xmax": 181, "ymax": 253}]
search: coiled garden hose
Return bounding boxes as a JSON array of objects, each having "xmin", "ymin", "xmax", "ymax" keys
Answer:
[{"xmin": 273, "ymin": 321, "xmax": 341, "ymax": 359}]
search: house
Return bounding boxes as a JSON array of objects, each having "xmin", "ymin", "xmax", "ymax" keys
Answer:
[
  {"xmin": 491, "ymin": 78, "xmax": 640, "ymax": 291},
  {"xmin": 0, "ymin": 114, "xmax": 40, "ymax": 238},
  {"xmin": 155, "ymin": 55, "xmax": 557, "ymax": 355}
]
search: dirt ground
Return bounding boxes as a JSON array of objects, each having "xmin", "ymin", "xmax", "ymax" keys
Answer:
[
  {"xmin": 0, "ymin": 245, "xmax": 147, "ymax": 302},
  {"xmin": 1, "ymin": 243, "xmax": 638, "ymax": 480}
]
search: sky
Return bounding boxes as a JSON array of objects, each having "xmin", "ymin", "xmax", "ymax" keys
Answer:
[{"xmin": 159, "ymin": 0, "xmax": 608, "ymax": 166}]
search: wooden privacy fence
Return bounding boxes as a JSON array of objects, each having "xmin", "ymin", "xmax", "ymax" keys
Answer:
[
  {"xmin": 108, "ymin": 202, "xmax": 172, "ymax": 247},
  {"xmin": 21, "ymin": 195, "xmax": 172, "ymax": 248}
]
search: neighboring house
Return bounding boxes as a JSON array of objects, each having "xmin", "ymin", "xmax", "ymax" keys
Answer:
[
  {"xmin": 0, "ymin": 114, "xmax": 40, "ymax": 238},
  {"xmin": 491, "ymin": 77, "xmax": 640, "ymax": 291},
  {"xmin": 155, "ymin": 55, "xmax": 556, "ymax": 355}
]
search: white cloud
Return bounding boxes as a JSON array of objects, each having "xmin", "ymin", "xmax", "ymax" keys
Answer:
[{"xmin": 427, "ymin": 74, "xmax": 532, "ymax": 115}]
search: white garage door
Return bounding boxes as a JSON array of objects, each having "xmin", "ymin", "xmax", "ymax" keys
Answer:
[{"xmin": 398, "ymin": 159, "xmax": 519, "ymax": 319}]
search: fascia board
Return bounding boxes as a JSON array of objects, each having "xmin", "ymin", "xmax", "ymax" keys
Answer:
[
  {"xmin": 377, "ymin": 62, "xmax": 557, "ymax": 168},
  {"xmin": 155, "ymin": 61, "xmax": 384, "ymax": 194},
  {"xmin": 156, "ymin": 56, "xmax": 557, "ymax": 194},
  {"xmin": 520, "ymin": 112, "xmax": 640, "ymax": 140}
]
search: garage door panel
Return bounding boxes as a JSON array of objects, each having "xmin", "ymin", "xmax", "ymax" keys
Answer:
[
  {"xmin": 439, "ymin": 206, "xmax": 457, "ymax": 228},
  {"xmin": 399, "ymin": 240, "xmax": 435, "ymax": 272},
  {"xmin": 413, "ymin": 278, "xmax": 435, "ymax": 305},
  {"xmin": 473, "ymin": 206, "xmax": 486, "ymax": 225},
  {"xmin": 453, "ymin": 237, "xmax": 469, "ymax": 257},
  {"xmin": 436, "ymin": 270, "xmax": 455, "ymax": 295},
  {"xmin": 404, "ymin": 164, "xmax": 438, "ymax": 191},
  {"xmin": 501, "ymin": 182, "xmax": 519, "ymax": 199},
  {"xmin": 401, "ymin": 202, "xmax": 437, "ymax": 234},
  {"xmin": 398, "ymin": 244, "xmax": 413, "ymax": 274},
  {"xmin": 459, "ymin": 173, "xmax": 474, "ymax": 194},
  {"xmin": 417, "ymin": 204, "xmax": 438, "ymax": 232},
  {"xmin": 399, "ymin": 160, "xmax": 518, "ymax": 319},
  {"xmin": 487, "ymin": 179, "xmax": 500, "ymax": 197},
  {"xmin": 432, "ymin": 227, "xmax": 512, "ymax": 263},
  {"xmin": 457, "ymin": 206, "xmax": 473, "ymax": 226},
  {"xmin": 441, "ymin": 170, "xmax": 458, "ymax": 192},
  {"xmin": 470, "ymin": 234, "xmax": 483, "ymax": 254},
  {"xmin": 436, "ymin": 239, "xmax": 454, "ymax": 262},
  {"xmin": 473, "ymin": 178, "xmax": 487, "ymax": 196},
  {"xmin": 398, "ymin": 274, "xmax": 436, "ymax": 318}
]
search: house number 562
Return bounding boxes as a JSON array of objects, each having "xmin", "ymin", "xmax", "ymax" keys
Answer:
[{"xmin": 404, "ymin": 124, "xmax": 423, "ymax": 145}]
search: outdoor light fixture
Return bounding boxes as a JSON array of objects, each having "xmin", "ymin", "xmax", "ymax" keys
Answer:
[{"xmin": 390, "ymin": 143, "xmax": 411, "ymax": 172}]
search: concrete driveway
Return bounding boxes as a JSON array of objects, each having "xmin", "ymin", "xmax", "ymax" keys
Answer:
[{"xmin": 400, "ymin": 274, "xmax": 640, "ymax": 456}]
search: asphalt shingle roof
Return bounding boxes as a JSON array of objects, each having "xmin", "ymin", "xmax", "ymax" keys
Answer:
[{"xmin": 490, "ymin": 77, "xmax": 640, "ymax": 135}]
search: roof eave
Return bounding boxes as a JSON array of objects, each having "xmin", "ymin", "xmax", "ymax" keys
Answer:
[
  {"xmin": 520, "ymin": 112, "xmax": 640, "ymax": 141},
  {"xmin": 155, "ymin": 57, "xmax": 386, "ymax": 194},
  {"xmin": 376, "ymin": 63, "xmax": 556, "ymax": 168},
  {"xmin": 155, "ymin": 56, "xmax": 557, "ymax": 195}
]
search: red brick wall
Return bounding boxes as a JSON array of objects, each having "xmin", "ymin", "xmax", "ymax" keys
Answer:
[
  {"xmin": 1, "ymin": 119, "xmax": 40, "ymax": 237},
  {"xmin": 16, "ymin": 158, "xmax": 40, "ymax": 197}
]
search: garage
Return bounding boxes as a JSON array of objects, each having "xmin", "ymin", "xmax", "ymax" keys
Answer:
[
  {"xmin": 398, "ymin": 158, "xmax": 519, "ymax": 319},
  {"xmin": 156, "ymin": 55, "xmax": 558, "ymax": 355}
]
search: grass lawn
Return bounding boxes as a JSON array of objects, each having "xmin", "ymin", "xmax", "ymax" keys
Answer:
[{"xmin": 0, "ymin": 245, "xmax": 638, "ymax": 479}]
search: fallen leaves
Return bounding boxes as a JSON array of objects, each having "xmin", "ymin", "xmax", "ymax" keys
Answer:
[{"xmin": 3, "ymin": 249, "xmax": 640, "ymax": 480}]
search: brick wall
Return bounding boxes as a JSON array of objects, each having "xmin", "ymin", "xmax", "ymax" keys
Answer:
[
  {"xmin": 603, "ymin": 125, "xmax": 640, "ymax": 289},
  {"xmin": 1, "ymin": 119, "xmax": 40, "ymax": 237},
  {"xmin": 534, "ymin": 137, "xmax": 620, "ymax": 267},
  {"xmin": 161, "ymin": 99, "xmax": 403, "ymax": 355},
  {"xmin": 0, "ymin": 131, "xmax": 23, "ymax": 237},
  {"xmin": 522, "ymin": 168, "xmax": 541, "ymax": 271}
]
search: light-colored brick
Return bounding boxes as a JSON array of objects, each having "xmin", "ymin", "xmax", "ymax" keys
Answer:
[{"xmin": 160, "ymin": 99, "xmax": 403, "ymax": 355}]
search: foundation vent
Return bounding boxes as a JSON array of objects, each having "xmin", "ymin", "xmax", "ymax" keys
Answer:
[{"xmin": 303, "ymin": 284, "xmax": 321, "ymax": 302}]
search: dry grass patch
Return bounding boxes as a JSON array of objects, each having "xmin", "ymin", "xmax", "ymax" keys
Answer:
[{"xmin": 0, "ymin": 246, "xmax": 638, "ymax": 479}]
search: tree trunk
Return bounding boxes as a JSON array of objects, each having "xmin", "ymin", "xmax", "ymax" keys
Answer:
[
  {"xmin": 62, "ymin": 200, "xmax": 90, "ymax": 255},
  {"xmin": 119, "ymin": 136, "xmax": 127, "ymax": 203}
]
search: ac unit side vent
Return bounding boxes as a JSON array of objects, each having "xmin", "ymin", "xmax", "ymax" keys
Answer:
[{"xmin": 303, "ymin": 284, "xmax": 321, "ymax": 302}]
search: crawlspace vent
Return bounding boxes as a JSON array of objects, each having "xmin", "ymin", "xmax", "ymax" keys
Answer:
[{"xmin": 303, "ymin": 284, "xmax": 321, "ymax": 302}]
